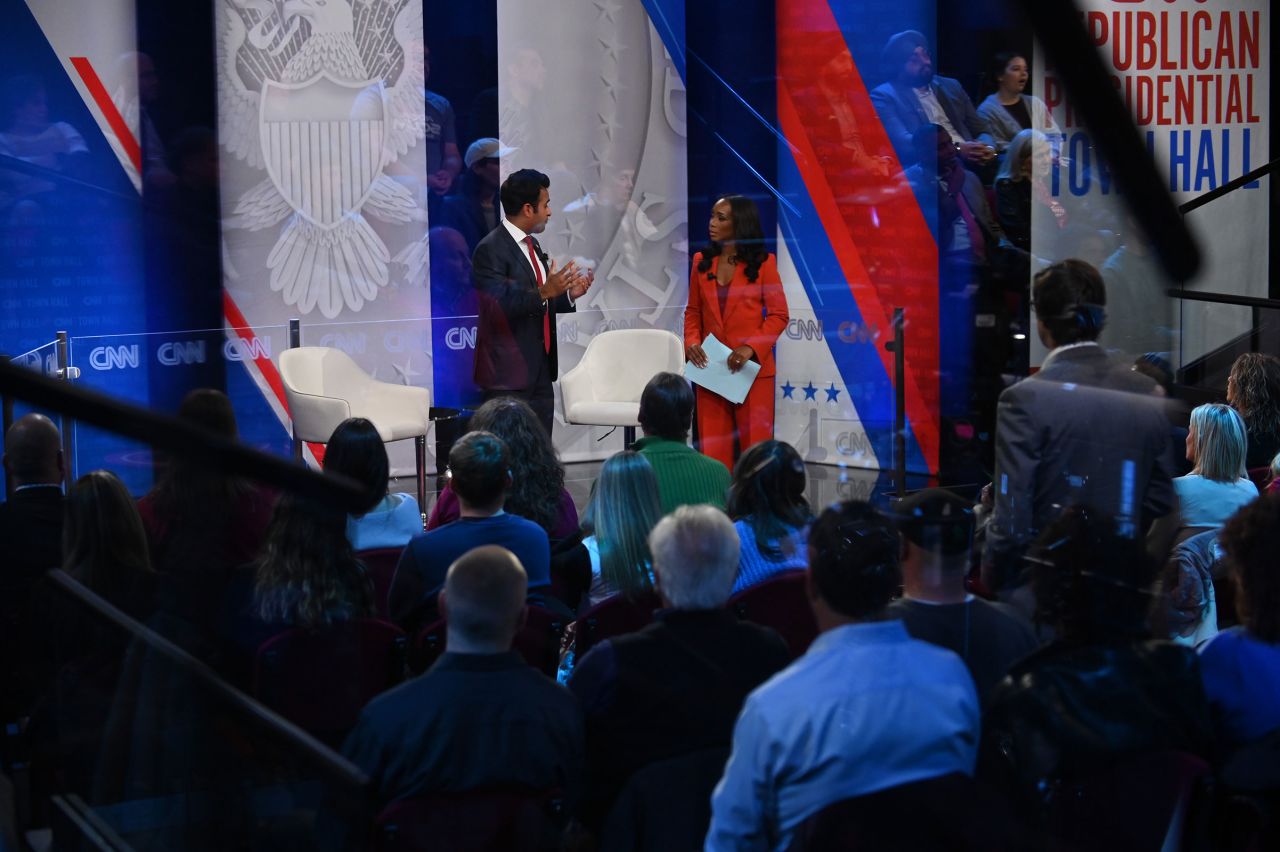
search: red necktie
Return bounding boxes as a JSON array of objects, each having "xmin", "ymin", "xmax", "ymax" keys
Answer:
[{"xmin": 525, "ymin": 236, "xmax": 550, "ymax": 353}]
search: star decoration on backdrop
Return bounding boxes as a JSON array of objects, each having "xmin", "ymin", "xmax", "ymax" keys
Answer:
[
  {"xmin": 561, "ymin": 216, "xmax": 586, "ymax": 250},
  {"xmin": 825, "ymin": 383, "xmax": 841, "ymax": 402},
  {"xmin": 598, "ymin": 110, "xmax": 621, "ymax": 141},
  {"xmin": 594, "ymin": 0, "xmax": 622, "ymax": 23},
  {"xmin": 602, "ymin": 74, "xmax": 627, "ymax": 101},
  {"xmin": 588, "ymin": 146, "xmax": 607, "ymax": 176},
  {"xmin": 392, "ymin": 358, "xmax": 421, "ymax": 385},
  {"xmin": 781, "ymin": 381, "xmax": 795, "ymax": 399},
  {"xmin": 802, "ymin": 382, "xmax": 818, "ymax": 401},
  {"xmin": 599, "ymin": 35, "xmax": 626, "ymax": 64}
]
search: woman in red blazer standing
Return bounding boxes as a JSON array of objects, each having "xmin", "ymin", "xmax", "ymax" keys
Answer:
[{"xmin": 685, "ymin": 195, "xmax": 790, "ymax": 469}]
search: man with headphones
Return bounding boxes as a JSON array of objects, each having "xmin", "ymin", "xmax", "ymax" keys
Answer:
[
  {"xmin": 982, "ymin": 260, "xmax": 1176, "ymax": 607},
  {"xmin": 886, "ymin": 488, "xmax": 1039, "ymax": 705}
]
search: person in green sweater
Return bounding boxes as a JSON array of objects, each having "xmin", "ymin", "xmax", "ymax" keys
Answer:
[{"xmin": 632, "ymin": 372, "xmax": 732, "ymax": 514}]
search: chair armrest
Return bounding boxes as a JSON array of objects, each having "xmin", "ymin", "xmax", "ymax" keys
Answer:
[
  {"xmin": 284, "ymin": 390, "xmax": 352, "ymax": 443},
  {"xmin": 559, "ymin": 362, "xmax": 594, "ymax": 417},
  {"xmin": 360, "ymin": 384, "xmax": 432, "ymax": 439}
]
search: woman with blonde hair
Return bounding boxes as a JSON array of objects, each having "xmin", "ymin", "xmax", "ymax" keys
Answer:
[
  {"xmin": 581, "ymin": 451, "xmax": 663, "ymax": 607},
  {"xmin": 994, "ymin": 128, "xmax": 1063, "ymax": 252},
  {"xmin": 1175, "ymin": 403, "xmax": 1258, "ymax": 531}
]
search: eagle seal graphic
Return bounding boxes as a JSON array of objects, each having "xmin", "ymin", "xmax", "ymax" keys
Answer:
[{"xmin": 218, "ymin": 0, "xmax": 425, "ymax": 318}]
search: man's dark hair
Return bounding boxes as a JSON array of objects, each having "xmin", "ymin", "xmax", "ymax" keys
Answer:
[
  {"xmin": 1032, "ymin": 258, "xmax": 1108, "ymax": 346},
  {"xmin": 448, "ymin": 431, "xmax": 510, "ymax": 508},
  {"xmin": 638, "ymin": 372, "xmax": 694, "ymax": 441},
  {"xmin": 808, "ymin": 501, "xmax": 901, "ymax": 619},
  {"xmin": 500, "ymin": 168, "xmax": 549, "ymax": 218}
]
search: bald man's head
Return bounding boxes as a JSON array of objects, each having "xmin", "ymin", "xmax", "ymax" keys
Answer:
[
  {"xmin": 441, "ymin": 545, "xmax": 527, "ymax": 651},
  {"xmin": 4, "ymin": 413, "xmax": 63, "ymax": 487}
]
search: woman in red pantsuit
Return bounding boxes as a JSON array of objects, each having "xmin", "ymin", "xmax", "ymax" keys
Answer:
[{"xmin": 684, "ymin": 195, "xmax": 789, "ymax": 470}]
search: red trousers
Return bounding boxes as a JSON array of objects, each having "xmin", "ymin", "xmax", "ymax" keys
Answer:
[{"xmin": 695, "ymin": 377, "xmax": 776, "ymax": 471}]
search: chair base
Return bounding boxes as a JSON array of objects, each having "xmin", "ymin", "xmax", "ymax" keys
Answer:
[{"xmin": 623, "ymin": 426, "xmax": 636, "ymax": 449}]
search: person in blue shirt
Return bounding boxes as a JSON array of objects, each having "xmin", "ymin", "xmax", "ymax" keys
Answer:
[
  {"xmin": 323, "ymin": 417, "xmax": 422, "ymax": 552},
  {"xmin": 726, "ymin": 440, "xmax": 811, "ymax": 594},
  {"xmin": 706, "ymin": 501, "xmax": 980, "ymax": 852},
  {"xmin": 388, "ymin": 430, "xmax": 549, "ymax": 631}
]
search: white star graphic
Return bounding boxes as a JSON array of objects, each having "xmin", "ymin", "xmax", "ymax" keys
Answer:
[
  {"xmin": 561, "ymin": 216, "xmax": 586, "ymax": 249},
  {"xmin": 599, "ymin": 36, "xmax": 626, "ymax": 64},
  {"xmin": 598, "ymin": 111, "xmax": 621, "ymax": 141},
  {"xmin": 593, "ymin": 0, "xmax": 621, "ymax": 23},
  {"xmin": 392, "ymin": 358, "xmax": 421, "ymax": 385},
  {"xmin": 601, "ymin": 73, "xmax": 627, "ymax": 101},
  {"xmin": 589, "ymin": 147, "xmax": 607, "ymax": 174}
]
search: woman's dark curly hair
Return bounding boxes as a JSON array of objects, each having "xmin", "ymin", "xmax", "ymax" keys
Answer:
[
  {"xmin": 1228, "ymin": 353, "xmax": 1280, "ymax": 441},
  {"xmin": 253, "ymin": 495, "xmax": 375, "ymax": 630},
  {"xmin": 696, "ymin": 195, "xmax": 768, "ymax": 283},
  {"xmin": 1219, "ymin": 492, "xmax": 1280, "ymax": 643},
  {"xmin": 726, "ymin": 440, "xmax": 811, "ymax": 559},
  {"xmin": 466, "ymin": 397, "xmax": 565, "ymax": 533}
]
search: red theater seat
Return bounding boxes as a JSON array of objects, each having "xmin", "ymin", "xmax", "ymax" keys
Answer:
[{"xmin": 728, "ymin": 570, "xmax": 817, "ymax": 658}]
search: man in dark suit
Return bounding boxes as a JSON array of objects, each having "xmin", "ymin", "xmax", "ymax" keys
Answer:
[
  {"xmin": 870, "ymin": 30, "xmax": 995, "ymax": 175},
  {"xmin": 569, "ymin": 505, "xmax": 791, "ymax": 830},
  {"xmin": 471, "ymin": 167, "xmax": 592, "ymax": 436},
  {"xmin": 982, "ymin": 260, "xmax": 1176, "ymax": 601},
  {"xmin": 1, "ymin": 413, "xmax": 65, "ymax": 718}
]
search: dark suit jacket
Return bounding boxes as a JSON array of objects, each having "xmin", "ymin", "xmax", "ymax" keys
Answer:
[
  {"xmin": 0, "ymin": 484, "xmax": 63, "ymax": 717},
  {"xmin": 471, "ymin": 224, "xmax": 574, "ymax": 392},
  {"xmin": 870, "ymin": 75, "xmax": 994, "ymax": 166},
  {"xmin": 568, "ymin": 609, "xmax": 790, "ymax": 828},
  {"xmin": 985, "ymin": 344, "xmax": 1176, "ymax": 586},
  {"xmin": 905, "ymin": 163, "xmax": 1009, "ymax": 256}
]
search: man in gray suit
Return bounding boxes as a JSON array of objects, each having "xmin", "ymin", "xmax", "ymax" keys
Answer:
[
  {"xmin": 982, "ymin": 260, "xmax": 1176, "ymax": 597},
  {"xmin": 870, "ymin": 30, "xmax": 995, "ymax": 173}
]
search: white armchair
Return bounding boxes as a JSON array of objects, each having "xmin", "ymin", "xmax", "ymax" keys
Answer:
[
  {"xmin": 278, "ymin": 346, "xmax": 431, "ymax": 517},
  {"xmin": 559, "ymin": 329, "xmax": 685, "ymax": 446}
]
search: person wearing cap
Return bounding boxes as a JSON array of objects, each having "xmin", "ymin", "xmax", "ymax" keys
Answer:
[
  {"xmin": 886, "ymin": 488, "xmax": 1038, "ymax": 705},
  {"xmin": 869, "ymin": 30, "xmax": 996, "ymax": 175},
  {"xmin": 440, "ymin": 138, "xmax": 516, "ymax": 255},
  {"xmin": 706, "ymin": 501, "xmax": 978, "ymax": 851}
]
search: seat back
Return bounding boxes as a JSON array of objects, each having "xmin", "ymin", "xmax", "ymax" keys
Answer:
[
  {"xmin": 252, "ymin": 619, "xmax": 406, "ymax": 744},
  {"xmin": 375, "ymin": 788, "xmax": 563, "ymax": 852},
  {"xmin": 573, "ymin": 590, "xmax": 661, "ymax": 658},
  {"xmin": 581, "ymin": 330, "xmax": 684, "ymax": 403},
  {"xmin": 1044, "ymin": 750, "xmax": 1213, "ymax": 852},
  {"xmin": 279, "ymin": 346, "xmax": 372, "ymax": 398},
  {"xmin": 599, "ymin": 747, "xmax": 729, "ymax": 852},
  {"xmin": 787, "ymin": 772, "xmax": 1037, "ymax": 852},
  {"xmin": 357, "ymin": 548, "xmax": 405, "ymax": 620},
  {"xmin": 728, "ymin": 571, "xmax": 818, "ymax": 658}
]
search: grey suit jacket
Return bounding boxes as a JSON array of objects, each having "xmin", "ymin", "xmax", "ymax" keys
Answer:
[
  {"xmin": 870, "ymin": 75, "xmax": 994, "ymax": 166},
  {"xmin": 985, "ymin": 344, "xmax": 1176, "ymax": 587}
]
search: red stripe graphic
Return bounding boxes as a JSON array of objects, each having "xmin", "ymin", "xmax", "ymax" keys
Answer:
[
  {"xmin": 776, "ymin": 0, "xmax": 941, "ymax": 470},
  {"xmin": 223, "ymin": 292, "xmax": 326, "ymax": 463},
  {"xmin": 69, "ymin": 56, "xmax": 142, "ymax": 175}
]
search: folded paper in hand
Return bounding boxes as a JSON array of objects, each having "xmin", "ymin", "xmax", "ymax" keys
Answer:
[{"xmin": 682, "ymin": 333, "xmax": 760, "ymax": 405}]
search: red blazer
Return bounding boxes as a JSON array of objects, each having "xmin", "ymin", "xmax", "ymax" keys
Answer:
[{"xmin": 684, "ymin": 252, "xmax": 789, "ymax": 379}]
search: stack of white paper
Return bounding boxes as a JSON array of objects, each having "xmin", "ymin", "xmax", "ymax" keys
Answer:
[{"xmin": 682, "ymin": 333, "xmax": 761, "ymax": 404}]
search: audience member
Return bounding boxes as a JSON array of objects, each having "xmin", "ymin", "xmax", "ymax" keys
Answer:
[
  {"xmin": 390, "ymin": 431, "xmax": 551, "ymax": 628},
  {"xmin": 726, "ymin": 440, "xmax": 810, "ymax": 593},
  {"xmin": 975, "ymin": 52, "xmax": 1061, "ymax": 152},
  {"xmin": 886, "ymin": 489, "xmax": 1038, "ymax": 704},
  {"xmin": 1159, "ymin": 529, "xmax": 1222, "ymax": 648},
  {"xmin": 1198, "ymin": 494, "xmax": 1280, "ymax": 748},
  {"xmin": 427, "ymin": 397, "xmax": 579, "ymax": 542},
  {"xmin": 994, "ymin": 128, "xmax": 1065, "ymax": 253},
  {"xmin": 1172, "ymin": 403, "xmax": 1257, "ymax": 532},
  {"xmin": 706, "ymin": 501, "xmax": 979, "ymax": 851},
  {"xmin": 579, "ymin": 450, "xmax": 662, "ymax": 607},
  {"xmin": 0, "ymin": 412, "xmax": 64, "ymax": 719},
  {"xmin": 1, "ymin": 412, "xmax": 64, "ymax": 583},
  {"xmin": 570, "ymin": 505, "xmax": 790, "ymax": 829},
  {"xmin": 439, "ymin": 138, "xmax": 515, "ymax": 254},
  {"xmin": 323, "ymin": 418, "xmax": 422, "ymax": 551},
  {"xmin": 220, "ymin": 494, "xmax": 375, "ymax": 678},
  {"xmin": 870, "ymin": 30, "xmax": 995, "ymax": 173},
  {"xmin": 62, "ymin": 470, "xmax": 154, "ymax": 617},
  {"xmin": 344, "ymin": 546, "xmax": 583, "ymax": 806},
  {"xmin": 632, "ymin": 372, "xmax": 731, "ymax": 513},
  {"xmin": 984, "ymin": 260, "xmax": 1175, "ymax": 596},
  {"xmin": 138, "ymin": 390, "xmax": 277, "ymax": 608},
  {"xmin": 980, "ymin": 507, "xmax": 1215, "ymax": 812},
  {"xmin": 422, "ymin": 46, "xmax": 462, "ymax": 217},
  {"xmin": 1226, "ymin": 352, "xmax": 1280, "ymax": 470}
]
